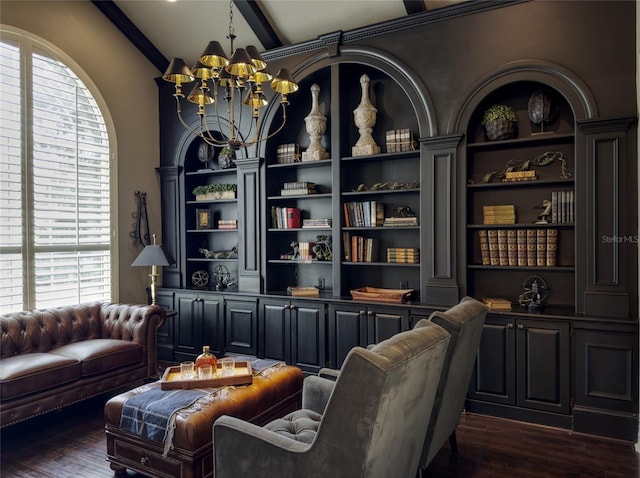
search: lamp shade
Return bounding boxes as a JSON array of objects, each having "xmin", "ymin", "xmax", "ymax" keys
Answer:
[
  {"xmin": 131, "ymin": 244, "xmax": 175, "ymax": 267},
  {"xmin": 163, "ymin": 58, "xmax": 195, "ymax": 85},
  {"xmin": 271, "ymin": 69, "xmax": 299, "ymax": 94}
]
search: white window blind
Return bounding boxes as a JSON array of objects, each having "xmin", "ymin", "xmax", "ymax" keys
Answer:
[{"xmin": 0, "ymin": 34, "xmax": 112, "ymax": 314}]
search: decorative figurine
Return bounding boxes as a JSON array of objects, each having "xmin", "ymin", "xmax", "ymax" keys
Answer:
[
  {"xmin": 528, "ymin": 89, "xmax": 559, "ymax": 135},
  {"xmin": 192, "ymin": 270, "xmax": 210, "ymax": 288},
  {"xmin": 213, "ymin": 264, "xmax": 231, "ymax": 290},
  {"xmin": 312, "ymin": 235, "xmax": 332, "ymax": 261},
  {"xmin": 197, "ymin": 140, "xmax": 215, "ymax": 170},
  {"xmin": 352, "ymin": 74, "xmax": 381, "ymax": 157},
  {"xmin": 518, "ymin": 275, "xmax": 548, "ymax": 309},
  {"xmin": 535, "ymin": 199, "xmax": 552, "ymax": 224},
  {"xmin": 302, "ymin": 84, "xmax": 330, "ymax": 161},
  {"xmin": 218, "ymin": 146, "xmax": 236, "ymax": 169}
]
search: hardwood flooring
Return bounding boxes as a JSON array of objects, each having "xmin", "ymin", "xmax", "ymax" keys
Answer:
[{"xmin": 1, "ymin": 394, "xmax": 638, "ymax": 477}]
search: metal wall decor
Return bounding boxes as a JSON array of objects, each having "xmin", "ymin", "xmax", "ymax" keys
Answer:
[{"xmin": 130, "ymin": 190, "xmax": 150, "ymax": 247}]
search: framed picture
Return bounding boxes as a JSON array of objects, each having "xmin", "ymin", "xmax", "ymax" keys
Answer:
[{"xmin": 196, "ymin": 208, "xmax": 212, "ymax": 229}]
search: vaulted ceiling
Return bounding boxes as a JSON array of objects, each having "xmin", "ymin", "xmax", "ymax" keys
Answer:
[{"xmin": 94, "ymin": 0, "xmax": 466, "ymax": 73}]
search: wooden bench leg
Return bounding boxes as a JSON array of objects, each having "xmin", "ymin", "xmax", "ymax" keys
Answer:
[{"xmin": 449, "ymin": 430, "xmax": 458, "ymax": 454}]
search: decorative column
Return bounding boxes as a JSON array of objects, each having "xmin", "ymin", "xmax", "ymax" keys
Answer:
[
  {"xmin": 352, "ymin": 74, "xmax": 380, "ymax": 156},
  {"xmin": 302, "ymin": 84, "xmax": 329, "ymax": 161}
]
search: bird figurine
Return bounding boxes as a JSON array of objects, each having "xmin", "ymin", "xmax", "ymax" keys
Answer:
[{"xmin": 535, "ymin": 199, "xmax": 552, "ymax": 224}]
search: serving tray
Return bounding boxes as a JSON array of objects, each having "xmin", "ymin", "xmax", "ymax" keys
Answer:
[
  {"xmin": 160, "ymin": 361, "xmax": 253, "ymax": 390},
  {"xmin": 350, "ymin": 287, "xmax": 414, "ymax": 303}
]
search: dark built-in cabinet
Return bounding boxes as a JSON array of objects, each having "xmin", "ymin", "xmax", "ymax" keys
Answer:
[{"xmin": 157, "ymin": 1, "xmax": 637, "ymax": 440}]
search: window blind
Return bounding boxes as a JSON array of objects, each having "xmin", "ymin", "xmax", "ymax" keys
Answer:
[{"xmin": 0, "ymin": 37, "xmax": 112, "ymax": 313}]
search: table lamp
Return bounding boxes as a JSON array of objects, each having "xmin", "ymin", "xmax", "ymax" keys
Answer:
[{"xmin": 131, "ymin": 234, "xmax": 175, "ymax": 305}]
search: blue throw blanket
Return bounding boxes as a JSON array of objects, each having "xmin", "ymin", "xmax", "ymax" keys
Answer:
[{"xmin": 119, "ymin": 386, "xmax": 211, "ymax": 456}]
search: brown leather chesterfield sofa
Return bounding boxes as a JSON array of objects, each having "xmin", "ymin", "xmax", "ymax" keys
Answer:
[{"xmin": 0, "ymin": 301, "xmax": 165, "ymax": 427}]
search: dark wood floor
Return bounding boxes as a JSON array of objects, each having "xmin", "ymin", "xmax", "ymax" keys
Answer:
[{"xmin": 1, "ymin": 394, "xmax": 638, "ymax": 477}]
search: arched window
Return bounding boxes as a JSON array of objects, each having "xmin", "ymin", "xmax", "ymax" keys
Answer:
[{"xmin": 0, "ymin": 29, "xmax": 113, "ymax": 313}]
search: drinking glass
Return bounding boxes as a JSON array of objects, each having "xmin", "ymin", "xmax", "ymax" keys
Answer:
[
  {"xmin": 180, "ymin": 361, "xmax": 195, "ymax": 380},
  {"xmin": 197, "ymin": 364, "xmax": 213, "ymax": 379},
  {"xmin": 221, "ymin": 357, "xmax": 235, "ymax": 377}
]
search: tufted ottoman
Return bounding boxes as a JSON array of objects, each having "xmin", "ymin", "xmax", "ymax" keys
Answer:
[{"xmin": 104, "ymin": 364, "xmax": 303, "ymax": 478}]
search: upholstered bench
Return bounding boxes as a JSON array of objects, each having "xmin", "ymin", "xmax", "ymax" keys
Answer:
[{"xmin": 104, "ymin": 363, "xmax": 303, "ymax": 478}]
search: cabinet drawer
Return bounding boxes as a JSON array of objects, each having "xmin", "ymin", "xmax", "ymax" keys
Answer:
[{"xmin": 112, "ymin": 439, "xmax": 183, "ymax": 478}]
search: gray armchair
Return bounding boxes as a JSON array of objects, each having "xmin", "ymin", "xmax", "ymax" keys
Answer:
[
  {"xmin": 212, "ymin": 320, "xmax": 451, "ymax": 478},
  {"xmin": 417, "ymin": 296, "xmax": 487, "ymax": 474}
]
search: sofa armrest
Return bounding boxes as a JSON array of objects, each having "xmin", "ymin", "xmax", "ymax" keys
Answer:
[
  {"xmin": 99, "ymin": 303, "xmax": 165, "ymax": 377},
  {"xmin": 302, "ymin": 375, "xmax": 336, "ymax": 414},
  {"xmin": 318, "ymin": 367, "xmax": 340, "ymax": 381}
]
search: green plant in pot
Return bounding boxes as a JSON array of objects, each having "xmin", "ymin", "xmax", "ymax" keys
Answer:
[
  {"xmin": 481, "ymin": 104, "xmax": 518, "ymax": 141},
  {"xmin": 193, "ymin": 183, "xmax": 237, "ymax": 200}
]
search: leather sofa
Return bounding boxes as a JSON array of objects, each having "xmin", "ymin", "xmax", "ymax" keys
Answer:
[{"xmin": 0, "ymin": 301, "xmax": 165, "ymax": 427}]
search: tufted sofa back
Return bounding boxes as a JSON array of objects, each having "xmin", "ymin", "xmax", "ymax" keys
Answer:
[{"xmin": 0, "ymin": 302, "xmax": 156, "ymax": 358}]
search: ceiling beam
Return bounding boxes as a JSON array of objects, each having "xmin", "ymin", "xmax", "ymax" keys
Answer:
[
  {"xmin": 403, "ymin": 0, "xmax": 427, "ymax": 15},
  {"xmin": 233, "ymin": 0, "xmax": 282, "ymax": 51},
  {"xmin": 92, "ymin": 0, "xmax": 169, "ymax": 73}
]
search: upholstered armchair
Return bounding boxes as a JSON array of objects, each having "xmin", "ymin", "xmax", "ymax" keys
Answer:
[
  {"xmin": 417, "ymin": 296, "xmax": 487, "ymax": 474},
  {"xmin": 212, "ymin": 320, "xmax": 451, "ymax": 478}
]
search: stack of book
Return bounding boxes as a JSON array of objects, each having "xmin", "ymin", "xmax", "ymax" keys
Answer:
[
  {"xmin": 386, "ymin": 247, "xmax": 420, "ymax": 264},
  {"xmin": 483, "ymin": 205, "xmax": 516, "ymax": 225},
  {"xmin": 482, "ymin": 297, "xmax": 512, "ymax": 310},
  {"xmin": 217, "ymin": 219, "xmax": 237, "ymax": 230},
  {"xmin": 302, "ymin": 218, "xmax": 332, "ymax": 228},
  {"xmin": 383, "ymin": 216, "xmax": 419, "ymax": 227},
  {"xmin": 343, "ymin": 233, "xmax": 378, "ymax": 262},
  {"xmin": 551, "ymin": 190, "xmax": 574, "ymax": 223},
  {"xmin": 385, "ymin": 128, "xmax": 416, "ymax": 153},
  {"xmin": 343, "ymin": 201, "xmax": 384, "ymax": 227},
  {"xmin": 478, "ymin": 228, "xmax": 557, "ymax": 267},
  {"xmin": 502, "ymin": 170, "xmax": 537, "ymax": 182},
  {"xmin": 271, "ymin": 206, "xmax": 301, "ymax": 229},
  {"xmin": 287, "ymin": 286, "xmax": 320, "ymax": 297},
  {"xmin": 276, "ymin": 143, "xmax": 300, "ymax": 164},
  {"xmin": 281, "ymin": 181, "xmax": 316, "ymax": 196}
]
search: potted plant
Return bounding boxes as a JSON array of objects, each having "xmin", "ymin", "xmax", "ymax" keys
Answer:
[
  {"xmin": 193, "ymin": 183, "xmax": 237, "ymax": 201},
  {"xmin": 481, "ymin": 104, "xmax": 518, "ymax": 141}
]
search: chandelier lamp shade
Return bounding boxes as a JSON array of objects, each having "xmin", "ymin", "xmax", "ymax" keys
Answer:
[{"xmin": 162, "ymin": 1, "xmax": 299, "ymax": 151}]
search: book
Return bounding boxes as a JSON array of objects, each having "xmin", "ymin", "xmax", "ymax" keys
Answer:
[
  {"xmin": 497, "ymin": 229, "xmax": 508, "ymax": 266},
  {"xmin": 507, "ymin": 229, "xmax": 517, "ymax": 266},
  {"xmin": 343, "ymin": 231, "xmax": 351, "ymax": 261},
  {"xmin": 302, "ymin": 218, "xmax": 332, "ymax": 228},
  {"xmin": 280, "ymin": 188, "xmax": 317, "ymax": 196},
  {"xmin": 482, "ymin": 297, "xmax": 512, "ymax": 310},
  {"xmin": 483, "ymin": 205, "xmax": 516, "ymax": 225},
  {"xmin": 286, "ymin": 207, "xmax": 301, "ymax": 229},
  {"xmin": 283, "ymin": 181, "xmax": 315, "ymax": 190},
  {"xmin": 526, "ymin": 229, "xmax": 537, "ymax": 266},
  {"xmin": 287, "ymin": 286, "xmax": 319, "ymax": 297},
  {"xmin": 536, "ymin": 229, "xmax": 547, "ymax": 266},
  {"xmin": 517, "ymin": 229, "xmax": 527, "ymax": 266},
  {"xmin": 276, "ymin": 143, "xmax": 300, "ymax": 164},
  {"xmin": 478, "ymin": 230, "xmax": 490, "ymax": 265},
  {"xmin": 487, "ymin": 229, "xmax": 499, "ymax": 266},
  {"xmin": 546, "ymin": 228, "xmax": 558, "ymax": 266}
]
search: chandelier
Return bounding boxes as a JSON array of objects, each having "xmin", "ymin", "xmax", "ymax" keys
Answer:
[{"xmin": 162, "ymin": 0, "xmax": 299, "ymax": 151}]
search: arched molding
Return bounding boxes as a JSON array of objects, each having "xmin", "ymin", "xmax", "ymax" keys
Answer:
[
  {"xmin": 450, "ymin": 59, "xmax": 599, "ymax": 134},
  {"xmin": 256, "ymin": 45, "xmax": 437, "ymax": 158}
]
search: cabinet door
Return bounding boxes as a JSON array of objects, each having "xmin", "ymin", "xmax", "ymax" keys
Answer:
[
  {"xmin": 328, "ymin": 304, "xmax": 367, "ymax": 368},
  {"xmin": 259, "ymin": 298, "xmax": 290, "ymax": 361},
  {"xmin": 174, "ymin": 293, "xmax": 203, "ymax": 361},
  {"xmin": 468, "ymin": 315, "xmax": 516, "ymax": 405},
  {"xmin": 366, "ymin": 306, "xmax": 409, "ymax": 346},
  {"xmin": 225, "ymin": 297, "xmax": 258, "ymax": 355},
  {"xmin": 516, "ymin": 319, "xmax": 571, "ymax": 414},
  {"xmin": 201, "ymin": 295, "xmax": 224, "ymax": 356},
  {"xmin": 290, "ymin": 300, "xmax": 326, "ymax": 374},
  {"xmin": 155, "ymin": 289, "xmax": 174, "ymax": 362}
]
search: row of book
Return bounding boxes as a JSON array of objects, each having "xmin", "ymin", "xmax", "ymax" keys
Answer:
[
  {"xmin": 478, "ymin": 228, "xmax": 558, "ymax": 267},
  {"xmin": 385, "ymin": 128, "xmax": 416, "ymax": 153},
  {"xmin": 344, "ymin": 201, "xmax": 385, "ymax": 228},
  {"xmin": 276, "ymin": 143, "xmax": 301, "ymax": 164},
  {"xmin": 344, "ymin": 235, "xmax": 379, "ymax": 262},
  {"xmin": 551, "ymin": 190, "xmax": 574, "ymax": 224},
  {"xmin": 383, "ymin": 216, "xmax": 419, "ymax": 227},
  {"xmin": 281, "ymin": 181, "xmax": 317, "ymax": 196},
  {"xmin": 483, "ymin": 204, "xmax": 516, "ymax": 225},
  {"xmin": 386, "ymin": 247, "xmax": 419, "ymax": 264},
  {"xmin": 271, "ymin": 206, "xmax": 301, "ymax": 229}
]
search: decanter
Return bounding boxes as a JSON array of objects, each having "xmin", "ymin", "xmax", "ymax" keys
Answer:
[{"xmin": 195, "ymin": 345, "xmax": 217, "ymax": 370}]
